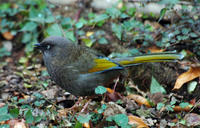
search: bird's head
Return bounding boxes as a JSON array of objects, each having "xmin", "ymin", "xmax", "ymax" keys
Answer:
[{"xmin": 34, "ymin": 36, "xmax": 72, "ymax": 58}]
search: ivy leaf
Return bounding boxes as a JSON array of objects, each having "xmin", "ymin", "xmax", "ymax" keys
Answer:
[
  {"xmin": 157, "ymin": 102, "xmax": 165, "ymax": 110},
  {"xmin": 95, "ymin": 86, "xmax": 107, "ymax": 94},
  {"xmin": 106, "ymin": 114, "xmax": 130, "ymax": 127},
  {"xmin": 106, "ymin": 8, "xmax": 121, "ymax": 19},
  {"xmin": 0, "ymin": 124, "xmax": 10, "ymax": 128},
  {"xmin": 65, "ymin": 30, "xmax": 76, "ymax": 42},
  {"xmin": 0, "ymin": 105, "xmax": 8, "ymax": 115},
  {"xmin": 25, "ymin": 109, "xmax": 34, "ymax": 123},
  {"xmin": 113, "ymin": 114, "xmax": 129, "ymax": 127},
  {"xmin": 150, "ymin": 76, "xmax": 166, "ymax": 94},
  {"xmin": 0, "ymin": 105, "xmax": 12, "ymax": 122},
  {"xmin": 111, "ymin": 23, "xmax": 123, "ymax": 40},
  {"xmin": 179, "ymin": 102, "xmax": 190, "ymax": 108},
  {"xmin": 158, "ymin": 8, "xmax": 168, "ymax": 22},
  {"xmin": 21, "ymin": 22, "xmax": 38, "ymax": 32},
  {"xmin": 98, "ymin": 37, "xmax": 109, "ymax": 44},
  {"xmin": 159, "ymin": 0, "xmax": 179, "ymax": 4},
  {"xmin": 77, "ymin": 114, "xmax": 92, "ymax": 123},
  {"xmin": 9, "ymin": 108, "xmax": 19, "ymax": 118},
  {"xmin": 74, "ymin": 121, "xmax": 83, "ymax": 128},
  {"xmin": 46, "ymin": 24, "xmax": 63, "ymax": 36},
  {"xmin": 92, "ymin": 14, "xmax": 109, "ymax": 23},
  {"xmin": 97, "ymin": 104, "xmax": 107, "ymax": 114}
]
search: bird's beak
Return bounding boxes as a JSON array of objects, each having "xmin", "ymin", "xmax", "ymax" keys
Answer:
[{"xmin": 34, "ymin": 43, "xmax": 42, "ymax": 49}]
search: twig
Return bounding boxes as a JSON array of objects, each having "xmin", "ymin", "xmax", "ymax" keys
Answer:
[
  {"xmin": 81, "ymin": 99, "xmax": 91, "ymax": 113},
  {"xmin": 128, "ymin": 79, "xmax": 147, "ymax": 97},
  {"xmin": 113, "ymin": 77, "xmax": 119, "ymax": 91}
]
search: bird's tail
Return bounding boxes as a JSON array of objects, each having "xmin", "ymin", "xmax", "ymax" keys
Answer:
[{"xmin": 116, "ymin": 53, "xmax": 184, "ymax": 67}]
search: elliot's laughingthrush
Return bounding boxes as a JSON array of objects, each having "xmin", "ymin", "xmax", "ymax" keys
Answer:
[{"xmin": 35, "ymin": 36, "xmax": 183, "ymax": 96}]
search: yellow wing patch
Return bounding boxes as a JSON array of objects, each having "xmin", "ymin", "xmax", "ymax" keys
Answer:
[{"xmin": 88, "ymin": 58, "xmax": 118, "ymax": 73}]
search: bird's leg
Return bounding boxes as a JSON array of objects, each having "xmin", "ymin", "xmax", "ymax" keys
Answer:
[
  {"xmin": 113, "ymin": 77, "xmax": 120, "ymax": 91},
  {"xmin": 68, "ymin": 97, "xmax": 83, "ymax": 110},
  {"xmin": 80, "ymin": 98, "xmax": 91, "ymax": 113}
]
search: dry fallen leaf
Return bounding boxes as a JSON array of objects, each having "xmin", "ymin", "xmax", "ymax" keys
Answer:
[
  {"xmin": 103, "ymin": 102, "xmax": 126, "ymax": 118},
  {"xmin": 6, "ymin": 119, "xmax": 27, "ymax": 128},
  {"xmin": 128, "ymin": 115, "xmax": 149, "ymax": 128},
  {"xmin": 173, "ymin": 105, "xmax": 192, "ymax": 112},
  {"xmin": 2, "ymin": 31, "xmax": 14, "ymax": 40},
  {"xmin": 0, "ymin": 103, "xmax": 5, "ymax": 108},
  {"xmin": 106, "ymin": 88, "xmax": 114, "ymax": 93},
  {"xmin": 146, "ymin": 45, "xmax": 164, "ymax": 53},
  {"xmin": 184, "ymin": 113, "xmax": 200, "ymax": 127},
  {"xmin": 86, "ymin": 31, "xmax": 94, "ymax": 37},
  {"xmin": 83, "ymin": 122, "xmax": 90, "ymax": 128},
  {"xmin": 127, "ymin": 94, "xmax": 151, "ymax": 108},
  {"xmin": 173, "ymin": 66, "xmax": 200, "ymax": 90}
]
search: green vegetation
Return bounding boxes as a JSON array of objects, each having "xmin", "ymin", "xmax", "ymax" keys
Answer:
[{"xmin": 0, "ymin": 0, "xmax": 199, "ymax": 127}]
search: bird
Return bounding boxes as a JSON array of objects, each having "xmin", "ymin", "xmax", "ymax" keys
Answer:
[{"xmin": 35, "ymin": 36, "xmax": 183, "ymax": 96}]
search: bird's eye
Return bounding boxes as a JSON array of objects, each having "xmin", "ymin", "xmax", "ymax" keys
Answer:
[{"xmin": 46, "ymin": 44, "xmax": 51, "ymax": 50}]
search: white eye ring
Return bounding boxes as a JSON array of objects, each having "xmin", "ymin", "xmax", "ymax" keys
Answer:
[{"xmin": 47, "ymin": 45, "xmax": 51, "ymax": 50}]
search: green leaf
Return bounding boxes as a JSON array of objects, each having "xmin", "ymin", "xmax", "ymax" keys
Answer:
[
  {"xmin": 98, "ymin": 37, "xmax": 109, "ymax": 44},
  {"xmin": 0, "ymin": 124, "xmax": 10, "ymax": 128},
  {"xmin": 77, "ymin": 114, "xmax": 92, "ymax": 123},
  {"xmin": 74, "ymin": 121, "xmax": 83, "ymax": 128},
  {"xmin": 170, "ymin": 98, "xmax": 177, "ymax": 106},
  {"xmin": 25, "ymin": 41, "xmax": 35, "ymax": 53},
  {"xmin": 106, "ymin": 114, "xmax": 130, "ymax": 127},
  {"xmin": 92, "ymin": 14, "xmax": 109, "ymax": 23},
  {"xmin": 156, "ymin": 102, "xmax": 165, "ymax": 110},
  {"xmin": 106, "ymin": 8, "xmax": 121, "ymax": 19},
  {"xmin": 128, "ymin": 48, "xmax": 141, "ymax": 55},
  {"xmin": 21, "ymin": 22, "xmax": 38, "ymax": 32},
  {"xmin": 19, "ymin": 57, "xmax": 28, "ymax": 64},
  {"xmin": 159, "ymin": 0, "xmax": 179, "ymax": 4},
  {"xmin": 33, "ymin": 92, "xmax": 44, "ymax": 99},
  {"xmin": 95, "ymin": 86, "xmax": 107, "ymax": 95},
  {"xmin": 75, "ymin": 22, "xmax": 84, "ymax": 29},
  {"xmin": 65, "ymin": 30, "xmax": 76, "ymax": 42},
  {"xmin": 0, "ymin": 114, "xmax": 12, "ymax": 122},
  {"xmin": 166, "ymin": 105, "xmax": 174, "ymax": 112},
  {"xmin": 104, "ymin": 126, "xmax": 116, "ymax": 128},
  {"xmin": 0, "ymin": 47, "xmax": 11, "ymax": 57},
  {"xmin": 34, "ymin": 100, "xmax": 45, "ymax": 107},
  {"xmin": 35, "ymin": 115, "xmax": 43, "ymax": 123},
  {"xmin": 42, "ymin": 81, "xmax": 49, "ymax": 88},
  {"xmin": 0, "ymin": 105, "xmax": 8, "ymax": 115},
  {"xmin": 179, "ymin": 102, "xmax": 190, "ymax": 108},
  {"xmin": 120, "ymin": 13, "xmax": 129, "ymax": 19},
  {"xmin": 122, "ymin": 20, "xmax": 134, "ymax": 31},
  {"xmin": 75, "ymin": 18, "xmax": 87, "ymax": 29},
  {"xmin": 44, "ymin": 15, "xmax": 55, "ymax": 23},
  {"xmin": 127, "ymin": 8, "xmax": 136, "ymax": 16},
  {"xmin": 0, "ymin": 105, "xmax": 12, "ymax": 122},
  {"xmin": 0, "ymin": 3, "xmax": 10, "ymax": 10},
  {"xmin": 181, "ymin": 28, "xmax": 190, "ymax": 35},
  {"xmin": 189, "ymin": 32, "xmax": 198, "ymax": 38},
  {"xmin": 10, "ymin": 108, "xmax": 19, "ymax": 118},
  {"xmin": 46, "ymin": 24, "xmax": 63, "ymax": 36},
  {"xmin": 158, "ymin": 8, "xmax": 168, "ymax": 22},
  {"xmin": 111, "ymin": 23, "xmax": 123, "ymax": 40},
  {"xmin": 187, "ymin": 81, "xmax": 197, "ymax": 94},
  {"xmin": 22, "ymin": 33, "xmax": 32, "ymax": 43},
  {"xmin": 113, "ymin": 114, "xmax": 129, "ymax": 127},
  {"xmin": 24, "ymin": 83, "xmax": 33, "ymax": 88},
  {"xmin": 97, "ymin": 104, "xmax": 107, "ymax": 114},
  {"xmin": 82, "ymin": 38, "xmax": 94, "ymax": 47},
  {"xmin": 150, "ymin": 76, "xmax": 166, "ymax": 94},
  {"xmin": 25, "ymin": 109, "xmax": 34, "ymax": 123}
]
